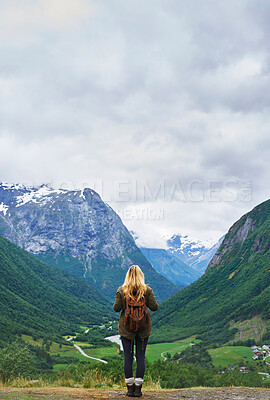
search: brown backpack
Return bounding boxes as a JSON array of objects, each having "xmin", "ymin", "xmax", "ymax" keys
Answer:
[{"xmin": 124, "ymin": 294, "xmax": 150, "ymax": 332}]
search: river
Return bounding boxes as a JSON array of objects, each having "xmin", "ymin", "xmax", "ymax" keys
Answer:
[{"xmin": 104, "ymin": 334, "xmax": 123, "ymax": 351}]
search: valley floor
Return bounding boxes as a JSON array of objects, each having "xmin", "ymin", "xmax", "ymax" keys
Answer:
[{"xmin": 0, "ymin": 387, "xmax": 269, "ymax": 400}]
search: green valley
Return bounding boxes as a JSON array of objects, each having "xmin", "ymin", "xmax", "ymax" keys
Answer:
[
  {"xmin": 1, "ymin": 199, "xmax": 270, "ymax": 390},
  {"xmin": 151, "ymin": 199, "xmax": 270, "ymax": 345},
  {"xmin": 0, "ymin": 235, "xmax": 114, "ymax": 346}
]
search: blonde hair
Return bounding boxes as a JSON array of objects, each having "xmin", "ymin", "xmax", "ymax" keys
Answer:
[{"xmin": 122, "ymin": 265, "xmax": 147, "ymax": 301}]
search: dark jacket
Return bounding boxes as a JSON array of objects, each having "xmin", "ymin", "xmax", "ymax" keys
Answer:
[{"xmin": 113, "ymin": 284, "xmax": 158, "ymax": 340}]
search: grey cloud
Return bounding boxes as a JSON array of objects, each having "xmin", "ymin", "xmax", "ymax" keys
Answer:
[{"xmin": 0, "ymin": 0, "xmax": 270, "ymax": 245}]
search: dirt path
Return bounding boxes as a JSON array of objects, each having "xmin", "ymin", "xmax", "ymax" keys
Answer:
[
  {"xmin": 0, "ymin": 387, "xmax": 269, "ymax": 400},
  {"xmin": 66, "ymin": 332, "xmax": 108, "ymax": 364},
  {"xmin": 161, "ymin": 344, "xmax": 187, "ymax": 361},
  {"xmin": 73, "ymin": 343, "xmax": 108, "ymax": 364}
]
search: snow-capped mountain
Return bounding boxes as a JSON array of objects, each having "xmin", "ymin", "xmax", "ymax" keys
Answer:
[
  {"xmin": 166, "ymin": 233, "xmax": 225, "ymax": 273},
  {"xmin": 130, "ymin": 230, "xmax": 224, "ymax": 285},
  {"xmin": 0, "ymin": 182, "xmax": 180, "ymax": 302},
  {"xmin": 139, "ymin": 247, "xmax": 201, "ymax": 286}
]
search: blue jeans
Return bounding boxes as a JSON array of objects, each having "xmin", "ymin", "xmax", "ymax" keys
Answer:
[{"xmin": 120, "ymin": 334, "xmax": 149, "ymax": 378}]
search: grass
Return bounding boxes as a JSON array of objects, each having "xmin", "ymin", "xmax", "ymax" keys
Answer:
[
  {"xmin": 228, "ymin": 316, "xmax": 270, "ymax": 342},
  {"xmin": 79, "ymin": 325, "xmax": 90, "ymax": 331},
  {"xmin": 20, "ymin": 334, "xmax": 43, "ymax": 346},
  {"xmin": 21, "ymin": 333, "xmax": 118, "ymax": 365},
  {"xmin": 53, "ymin": 335, "xmax": 201, "ymax": 365},
  {"xmin": 208, "ymin": 346, "xmax": 257, "ymax": 368},
  {"xmin": 70, "ymin": 341, "xmax": 92, "ymax": 348},
  {"xmin": 145, "ymin": 336, "xmax": 201, "ymax": 363},
  {"xmin": 79, "ymin": 344, "xmax": 120, "ymax": 359},
  {"xmin": 55, "ymin": 349, "xmax": 97, "ymax": 363},
  {"xmin": 52, "ymin": 363, "xmax": 68, "ymax": 371},
  {"xmin": 21, "ymin": 334, "xmax": 73, "ymax": 354},
  {"xmin": 22, "ymin": 332, "xmax": 266, "ymax": 372},
  {"xmin": 49, "ymin": 343, "xmax": 73, "ymax": 354}
]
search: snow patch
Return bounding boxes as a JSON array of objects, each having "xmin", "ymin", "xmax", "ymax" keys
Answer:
[
  {"xmin": 167, "ymin": 233, "xmax": 218, "ymax": 251},
  {"xmin": 15, "ymin": 185, "xmax": 66, "ymax": 207},
  {"xmin": 0, "ymin": 202, "xmax": 9, "ymax": 216},
  {"xmin": 0, "ymin": 182, "xmax": 26, "ymax": 190},
  {"xmin": 79, "ymin": 189, "xmax": 86, "ymax": 200}
]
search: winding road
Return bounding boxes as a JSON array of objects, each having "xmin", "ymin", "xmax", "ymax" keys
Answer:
[
  {"xmin": 161, "ymin": 344, "xmax": 188, "ymax": 361},
  {"xmin": 67, "ymin": 333, "xmax": 270, "ymax": 378},
  {"xmin": 73, "ymin": 343, "xmax": 107, "ymax": 363},
  {"xmin": 66, "ymin": 334, "xmax": 108, "ymax": 364}
]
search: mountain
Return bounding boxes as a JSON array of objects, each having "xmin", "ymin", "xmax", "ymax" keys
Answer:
[
  {"xmin": 140, "ymin": 248, "xmax": 200, "ymax": 286},
  {"xmin": 0, "ymin": 183, "xmax": 180, "ymax": 303},
  {"xmin": 167, "ymin": 234, "xmax": 224, "ymax": 274},
  {"xmin": 151, "ymin": 199, "xmax": 270, "ymax": 345},
  {"xmin": 139, "ymin": 235, "xmax": 224, "ymax": 286},
  {"xmin": 0, "ymin": 234, "xmax": 113, "ymax": 346},
  {"xmin": 188, "ymin": 235, "xmax": 225, "ymax": 273}
]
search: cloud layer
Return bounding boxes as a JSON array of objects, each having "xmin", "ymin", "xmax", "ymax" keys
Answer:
[{"xmin": 0, "ymin": 0, "xmax": 270, "ymax": 246}]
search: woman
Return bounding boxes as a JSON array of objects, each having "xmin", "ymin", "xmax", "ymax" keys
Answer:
[{"xmin": 113, "ymin": 265, "xmax": 159, "ymax": 397}]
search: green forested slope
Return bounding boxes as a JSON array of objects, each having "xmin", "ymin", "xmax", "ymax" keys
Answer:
[
  {"xmin": 37, "ymin": 245, "xmax": 181, "ymax": 304},
  {"xmin": 0, "ymin": 235, "xmax": 113, "ymax": 345},
  {"xmin": 151, "ymin": 199, "xmax": 270, "ymax": 344}
]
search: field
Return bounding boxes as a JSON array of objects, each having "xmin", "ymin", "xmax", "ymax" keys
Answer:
[
  {"xmin": 208, "ymin": 345, "xmax": 258, "ymax": 368},
  {"xmin": 80, "ymin": 345, "xmax": 119, "ymax": 358},
  {"xmin": 21, "ymin": 333, "xmax": 267, "ymax": 371},
  {"xmin": 52, "ymin": 345, "xmax": 120, "ymax": 370},
  {"xmin": 145, "ymin": 335, "xmax": 201, "ymax": 363},
  {"xmin": 50, "ymin": 335, "xmax": 201, "ymax": 369},
  {"xmin": 21, "ymin": 335, "xmax": 73, "ymax": 353},
  {"xmin": 52, "ymin": 363, "xmax": 69, "ymax": 372}
]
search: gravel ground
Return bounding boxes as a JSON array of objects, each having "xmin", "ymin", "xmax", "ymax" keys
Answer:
[{"xmin": 0, "ymin": 387, "xmax": 269, "ymax": 400}]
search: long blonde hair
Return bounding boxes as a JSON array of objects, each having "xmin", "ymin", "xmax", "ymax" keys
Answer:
[{"xmin": 122, "ymin": 265, "xmax": 147, "ymax": 301}]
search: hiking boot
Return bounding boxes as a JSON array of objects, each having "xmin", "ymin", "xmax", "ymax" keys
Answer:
[
  {"xmin": 126, "ymin": 383, "xmax": 135, "ymax": 397},
  {"xmin": 125, "ymin": 377, "xmax": 135, "ymax": 397},
  {"xmin": 134, "ymin": 378, "xmax": 143, "ymax": 397},
  {"xmin": 134, "ymin": 384, "xmax": 142, "ymax": 397}
]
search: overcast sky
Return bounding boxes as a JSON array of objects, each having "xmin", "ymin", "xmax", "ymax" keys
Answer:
[{"xmin": 1, "ymin": 0, "xmax": 270, "ymax": 247}]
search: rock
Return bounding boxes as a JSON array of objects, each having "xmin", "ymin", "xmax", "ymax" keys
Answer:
[{"xmin": 0, "ymin": 183, "xmax": 179, "ymax": 302}]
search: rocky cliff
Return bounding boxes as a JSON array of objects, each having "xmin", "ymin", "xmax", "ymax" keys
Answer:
[
  {"xmin": 207, "ymin": 201, "xmax": 270, "ymax": 271},
  {"xmin": 151, "ymin": 199, "xmax": 270, "ymax": 344},
  {"xmin": 0, "ymin": 183, "xmax": 180, "ymax": 302}
]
